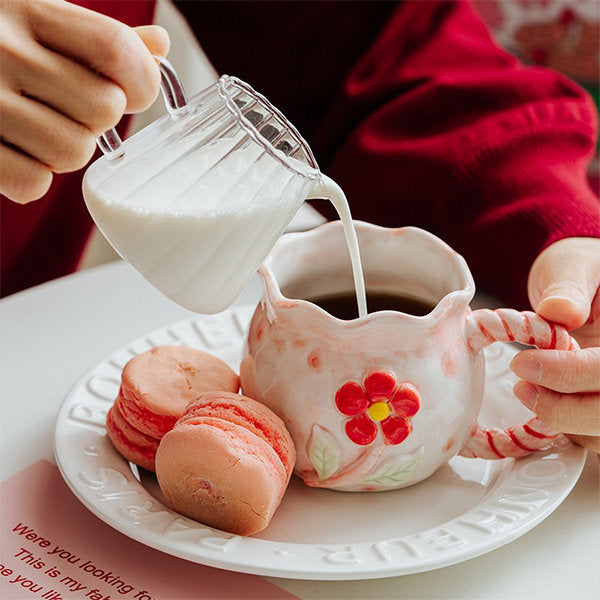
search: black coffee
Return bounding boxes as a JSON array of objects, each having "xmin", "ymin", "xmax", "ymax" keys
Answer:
[{"xmin": 307, "ymin": 291, "xmax": 436, "ymax": 320}]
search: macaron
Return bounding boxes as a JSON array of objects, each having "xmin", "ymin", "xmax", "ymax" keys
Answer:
[
  {"xmin": 155, "ymin": 391, "xmax": 296, "ymax": 536},
  {"xmin": 106, "ymin": 400, "xmax": 159, "ymax": 472},
  {"xmin": 106, "ymin": 345, "xmax": 240, "ymax": 470}
]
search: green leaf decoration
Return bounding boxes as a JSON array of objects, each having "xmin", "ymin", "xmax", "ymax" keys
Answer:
[
  {"xmin": 360, "ymin": 446, "xmax": 424, "ymax": 487},
  {"xmin": 308, "ymin": 425, "xmax": 341, "ymax": 481}
]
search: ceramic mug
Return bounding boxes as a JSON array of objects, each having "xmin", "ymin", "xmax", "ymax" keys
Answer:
[{"xmin": 240, "ymin": 221, "xmax": 578, "ymax": 492}]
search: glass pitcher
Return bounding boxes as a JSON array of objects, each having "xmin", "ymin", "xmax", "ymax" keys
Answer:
[{"xmin": 83, "ymin": 57, "xmax": 326, "ymax": 314}]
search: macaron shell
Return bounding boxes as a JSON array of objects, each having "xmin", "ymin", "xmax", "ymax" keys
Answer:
[
  {"xmin": 156, "ymin": 419, "xmax": 287, "ymax": 535},
  {"xmin": 120, "ymin": 346, "xmax": 240, "ymax": 438},
  {"xmin": 116, "ymin": 387, "xmax": 178, "ymax": 441},
  {"xmin": 180, "ymin": 392, "xmax": 296, "ymax": 479},
  {"xmin": 106, "ymin": 402, "xmax": 160, "ymax": 471}
]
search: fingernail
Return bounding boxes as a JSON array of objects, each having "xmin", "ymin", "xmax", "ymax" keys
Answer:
[
  {"xmin": 510, "ymin": 355, "xmax": 542, "ymax": 382},
  {"xmin": 537, "ymin": 293, "xmax": 580, "ymax": 309},
  {"xmin": 514, "ymin": 381, "xmax": 538, "ymax": 411},
  {"xmin": 536, "ymin": 290, "xmax": 588, "ymax": 326}
]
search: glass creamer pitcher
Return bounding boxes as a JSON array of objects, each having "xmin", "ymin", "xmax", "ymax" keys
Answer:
[{"xmin": 83, "ymin": 57, "xmax": 332, "ymax": 314}]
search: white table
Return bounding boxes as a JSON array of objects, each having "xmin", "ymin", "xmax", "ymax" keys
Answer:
[{"xmin": 1, "ymin": 260, "xmax": 599, "ymax": 600}]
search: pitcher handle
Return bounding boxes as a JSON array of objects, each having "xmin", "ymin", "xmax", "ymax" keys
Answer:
[
  {"xmin": 461, "ymin": 308, "xmax": 579, "ymax": 459},
  {"xmin": 97, "ymin": 55, "xmax": 188, "ymax": 159}
]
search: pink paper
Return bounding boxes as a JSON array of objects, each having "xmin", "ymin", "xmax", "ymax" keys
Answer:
[{"xmin": 0, "ymin": 460, "xmax": 298, "ymax": 600}]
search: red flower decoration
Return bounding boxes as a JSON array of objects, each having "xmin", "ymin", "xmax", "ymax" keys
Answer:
[{"xmin": 335, "ymin": 370, "xmax": 420, "ymax": 446}]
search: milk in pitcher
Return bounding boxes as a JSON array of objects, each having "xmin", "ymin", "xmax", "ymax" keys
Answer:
[
  {"xmin": 85, "ymin": 71, "xmax": 367, "ymax": 316},
  {"xmin": 84, "ymin": 135, "xmax": 367, "ymax": 316}
]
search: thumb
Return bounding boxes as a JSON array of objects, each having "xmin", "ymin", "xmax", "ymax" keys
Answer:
[
  {"xmin": 528, "ymin": 238, "xmax": 600, "ymax": 330},
  {"xmin": 133, "ymin": 25, "xmax": 171, "ymax": 58}
]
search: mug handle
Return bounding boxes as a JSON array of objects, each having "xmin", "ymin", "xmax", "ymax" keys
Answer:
[{"xmin": 460, "ymin": 308, "xmax": 579, "ymax": 459}]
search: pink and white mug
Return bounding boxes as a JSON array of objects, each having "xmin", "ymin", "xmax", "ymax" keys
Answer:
[{"xmin": 240, "ymin": 221, "xmax": 577, "ymax": 491}]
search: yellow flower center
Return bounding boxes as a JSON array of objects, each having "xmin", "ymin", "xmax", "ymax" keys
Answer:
[{"xmin": 368, "ymin": 401, "xmax": 389, "ymax": 422}]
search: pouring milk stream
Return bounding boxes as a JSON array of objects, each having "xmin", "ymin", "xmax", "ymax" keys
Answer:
[{"xmin": 83, "ymin": 60, "xmax": 367, "ymax": 317}]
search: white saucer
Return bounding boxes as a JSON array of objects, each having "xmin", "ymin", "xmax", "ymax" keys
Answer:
[{"xmin": 54, "ymin": 305, "xmax": 586, "ymax": 580}]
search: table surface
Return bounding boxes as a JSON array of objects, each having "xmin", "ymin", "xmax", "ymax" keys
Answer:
[{"xmin": 1, "ymin": 258, "xmax": 599, "ymax": 600}]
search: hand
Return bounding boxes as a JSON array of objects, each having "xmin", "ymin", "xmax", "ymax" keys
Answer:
[
  {"xmin": 0, "ymin": 0, "xmax": 170, "ymax": 203},
  {"xmin": 511, "ymin": 237, "xmax": 600, "ymax": 453}
]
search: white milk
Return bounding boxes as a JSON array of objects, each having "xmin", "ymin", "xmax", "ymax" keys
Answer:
[
  {"xmin": 315, "ymin": 176, "xmax": 367, "ymax": 318},
  {"xmin": 84, "ymin": 136, "xmax": 367, "ymax": 316}
]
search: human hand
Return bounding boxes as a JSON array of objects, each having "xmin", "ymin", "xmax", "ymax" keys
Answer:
[
  {"xmin": 0, "ymin": 0, "xmax": 170, "ymax": 203},
  {"xmin": 510, "ymin": 237, "xmax": 600, "ymax": 453}
]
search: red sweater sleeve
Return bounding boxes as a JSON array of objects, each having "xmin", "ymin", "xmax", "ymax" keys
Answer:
[{"xmin": 313, "ymin": 0, "xmax": 599, "ymax": 309}]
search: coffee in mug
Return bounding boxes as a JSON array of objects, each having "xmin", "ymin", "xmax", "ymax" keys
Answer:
[{"xmin": 308, "ymin": 291, "xmax": 436, "ymax": 320}]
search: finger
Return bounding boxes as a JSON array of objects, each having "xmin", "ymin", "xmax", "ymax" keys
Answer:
[
  {"xmin": 11, "ymin": 43, "xmax": 126, "ymax": 136},
  {"xmin": 1, "ymin": 90, "xmax": 96, "ymax": 173},
  {"xmin": 134, "ymin": 25, "xmax": 171, "ymax": 57},
  {"xmin": 0, "ymin": 143, "xmax": 52, "ymax": 203},
  {"xmin": 566, "ymin": 433, "xmax": 600, "ymax": 454},
  {"xmin": 528, "ymin": 238, "xmax": 600, "ymax": 330},
  {"xmin": 511, "ymin": 347, "xmax": 600, "ymax": 393},
  {"xmin": 513, "ymin": 381, "xmax": 600, "ymax": 436},
  {"xmin": 27, "ymin": 0, "xmax": 160, "ymax": 113}
]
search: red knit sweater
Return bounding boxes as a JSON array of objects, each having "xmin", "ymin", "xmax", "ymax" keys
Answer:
[{"xmin": 2, "ymin": 0, "xmax": 598, "ymax": 308}]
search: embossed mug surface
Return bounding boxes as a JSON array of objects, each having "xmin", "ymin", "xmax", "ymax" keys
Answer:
[{"xmin": 240, "ymin": 221, "xmax": 577, "ymax": 492}]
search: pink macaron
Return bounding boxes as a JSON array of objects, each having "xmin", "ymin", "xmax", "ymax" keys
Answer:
[
  {"xmin": 106, "ymin": 345, "xmax": 240, "ymax": 470},
  {"xmin": 155, "ymin": 391, "xmax": 296, "ymax": 536},
  {"xmin": 106, "ymin": 400, "xmax": 159, "ymax": 472}
]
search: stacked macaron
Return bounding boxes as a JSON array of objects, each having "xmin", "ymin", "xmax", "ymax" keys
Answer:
[
  {"xmin": 106, "ymin": 345, "xmax": 240, "ymax": 471},
  {"xmin": 155, "ymin": 391, "xmax": 296, "ymax": 535},
  {"xmin": 106, "ymin": 344, "xmax": 296, "ymax": 535}
]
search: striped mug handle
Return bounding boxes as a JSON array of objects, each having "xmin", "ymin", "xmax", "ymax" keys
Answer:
[{"xmin": 461, "ymin": 309, "xmax": 578, "ymax": 459}]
